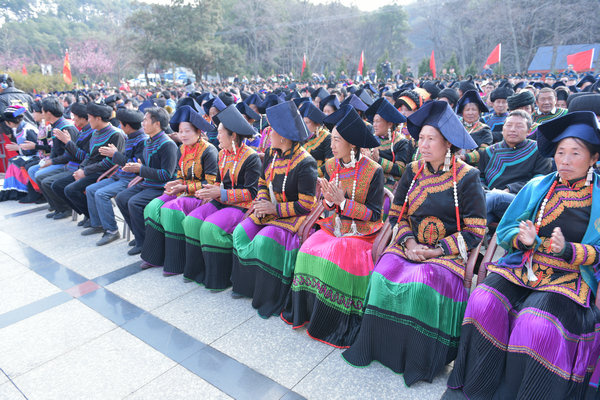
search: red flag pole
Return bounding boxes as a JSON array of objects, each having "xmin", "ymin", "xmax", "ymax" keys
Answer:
[
  {"xmin": 358, "ymin": 50, "xmax": 364, "ymax": 76},
  {"xmin": 301, "ymin": 53, "xmax": 306, "ymax": 77},
  {"xmin": 63, "ymin": 49, "xmax": 72, "ymax": 85},
  {"xmin": 429, "ymin": 50, "xmax": 436, "ymax": 78}
]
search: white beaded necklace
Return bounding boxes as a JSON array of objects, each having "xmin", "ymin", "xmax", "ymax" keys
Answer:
[
  {"xmin": 219, "ymin": 143, "xmax": 241, "ymax": 190},
  {"xmin": 333, "ymin": 155, "xmax": 360, "ymax": 237},
  {"xmin": 268, "ymin": 146, "xmax": 294, "ymax": 204}
]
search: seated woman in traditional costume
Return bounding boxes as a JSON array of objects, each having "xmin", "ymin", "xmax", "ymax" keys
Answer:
[
  {"xmin": 299, "ymin": 101, "xmax": 332, "ymax": 172},
  {"xmin": 181, "ymin": 105, "xmax": 261, "ymax": 289},
  {"xmin": 456, "ymin": 90, "xmax": 493, "ymax": 165},
  {"xmin": 364, "ymin": 97, "xmax": 410, "ymax": 191},
  {"xmin": 0, "ymin": 105, "xmax": 42, "ymax": 202},
  {"xmin": 140, "ymin": 106, "xmax": 218, "ymax": 276},
  {"xmin": 342, "ymin": 101, "xmax": 486, "ymax": 385},
  {"xmin": 281, "ymin": 105, "xmax": 384, "ymax": 347},
  {"xmin": 231, "ymin": 101, "xmax": 318, "ymax": 317},
  {"xmin": 447, "ymin": 111, "xmax": 600, "ymax": 399}
]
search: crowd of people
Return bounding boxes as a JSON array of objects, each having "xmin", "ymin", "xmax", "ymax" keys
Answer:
[{"xmin": 1, "ymin": 68, "xmax": 600, "ymax": 399}]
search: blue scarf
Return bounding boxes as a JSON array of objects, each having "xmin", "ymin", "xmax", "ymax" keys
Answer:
[{"xmin": 496, "ymin": 171, "xmax": 600, "ymax": 296}]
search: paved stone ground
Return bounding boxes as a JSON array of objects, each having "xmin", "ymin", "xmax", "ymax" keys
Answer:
[{"xmin": 0, "ymin": 196, "xmax": 459, "ymax": 399}]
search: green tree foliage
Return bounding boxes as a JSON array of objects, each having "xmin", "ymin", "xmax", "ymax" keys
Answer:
[
  {"xmin": 417, "ymin": 57, "xmax": 431, "ymax": 77},
  {"xmin": 442, "ymin": 53, "xmax": 460, "ymax": 72}
]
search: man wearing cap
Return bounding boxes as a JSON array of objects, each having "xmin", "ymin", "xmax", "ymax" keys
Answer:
[
  {"xmin": 479, "ymin": 110, "xmax": 552, "ymax": 224},
  {"xmin": 51, "ymin": 102, "xmax": 125, "ymax": 225},
  {"xmin": 507, "ymin": 90, "xmax": 541, "ymax": 139},
  {"xmin": 82, "ymin": 109, "xmax": 148, "ymax": 245},
  {"xmin": 532, "ymin": 87, "xmax": 568, "ymax": 124},
  {"xmin": 35, "ymin": 97, "xmax": 82, "ymax": 218},
  {"xmin": 483, "ymin": 86, "xmax": 514, "ymax": 143},
  {"xmin": 116, "ymin": 107, "xmax": 178, "ymax": 255},
  {"xmin": 38, "ymin": 102, "xmax": 95, "ymax": 210}
]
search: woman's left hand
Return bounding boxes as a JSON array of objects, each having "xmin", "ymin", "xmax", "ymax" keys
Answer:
[
  {"xmin": 196, "ymin": 184, "xmax": 221, "ymax": 200},
  {"xmin": 327, "ymin": 183, "xmax": 346, "ymax": 206},
  {"xmin": 412, "ymin": 246, "xmax": 443, "ymax": 261},
  {"xmin": 550, "ymin": 227, "xmax": 566, "ymax": 254},
  {"xmin": 5, "ymin": 143, "xmax": 19, "ymax": 151},
  {"xmin": 253, "ymin": 199, "xmax": 277, "ymax": 218},
  {"xmin": 21, "ymin": 140, "xmax": 36, "ymax": 150}
]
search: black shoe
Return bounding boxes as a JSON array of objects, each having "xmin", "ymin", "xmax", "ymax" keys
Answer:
[
  {"xmin": 97, "ymin": 231, "xmax": 120, "ymax": 246},
  {"xmin": 53, "ymin": 210, "xmax": 71, "ymax": 220},
  {"xmin": 127, "ymin": 246, "xmax": 142, "ymax": 256},
  {"xmin": 128, "ymin": 239, "xmax": 136, "ymax": 247},
  {"xmin": 18, "ymin": 195, "xmax": 36, "ymax": 204},
  {"xmin": 77, "ymin": 216, "xmax": 89, "ymax": 227},
  {"xmin": 35, "ymin": 197, "xmax": 47, "ymax": 204},
  {"xmin": 83, "ymin": 219, "xmax": 91, "ymax": 228},
  {"xmin": 48, "ymin": 206, "xmax": 54, "ymax": 212},
  {"xmin": 81, "ymin": 226, "xmax": 104, "ymax": 236},
  {"xmin": 140, "ymin": 261, "xmax": 159, "ymax": 270},
  {"xmin": 46, "ymin": 212, "xmax": 56, "ymax": 219}
]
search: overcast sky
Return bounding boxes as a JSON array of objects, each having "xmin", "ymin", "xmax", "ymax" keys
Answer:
[
  {"xmin": 139, "ymin": 0, "xmax": 414, "ymax": 12},
  {"xmin": 311, "ymin": 0, "xmax": 414, "ymax": 11}
]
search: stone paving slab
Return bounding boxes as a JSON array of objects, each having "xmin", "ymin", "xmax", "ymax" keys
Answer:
[
  {"xmin": 0, "ymin": 300, "xmax": 116, "ymax": 378},
  {"xmin": 12, "ymin": 328, "xmax": 177, "ymax": 400},
  {"xmin": 0, "ymin": 200, "xmax": 451, "ymax": 399}
]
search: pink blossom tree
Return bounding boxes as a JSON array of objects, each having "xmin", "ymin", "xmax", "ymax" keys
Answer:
[{"xmin": 69, "ymin": 38, "xmax": 116, "ymax": 81}]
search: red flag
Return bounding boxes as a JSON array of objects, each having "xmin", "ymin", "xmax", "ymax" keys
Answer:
[
  {"xmin": 429, "ymin": 50, "xmax": 436, "ymax": 78},
  {"xmin": 63, "ymin": 50, "xmax": 72, "ymax": 85},
  {"xmin": 21, "ymin": 64, "xmax": 27, "ymax": 75},
  {"xmin": 567, "ymin": 49, "xmax": 595, "ymax": 71},
  {"xmin": 301, "ymin": 54, "xmax": 306, "ymax": 76},
  {"xmin": 358, "ymin": 50, "xmax": 364, "ymax": 76},
  {"xmin": 485, "ymin": 43, "xmax": 501, "ymax": 66}
]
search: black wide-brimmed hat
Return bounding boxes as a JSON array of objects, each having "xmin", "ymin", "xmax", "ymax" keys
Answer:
[
  {"xmin": 456, "ymin": 90, "xmax": 489, "ymax": 114},
  {"xmin": 265, "ymin": 100, "xmax": 310, "ymax": 142},
  {"xmin": 365, "ymin": 98, "xmax": 407, "ymax": 124},
  {"xmin": 215, "ymin": 105, "xmax": 256, "ymax": 137},
  {"xmin": 323, "ymin": 105, "xmax": 379, "ymax": 149},
  {"xmin": 537, "ymin": 111, "xmax": 600, "ymax": 157},
  {"xmin": 407, "ymin": 101, "xmax": 477, "ymax": 150},
  {"xmin": 300, "ymin": 102, "xmax": 327, "ymax": 125}
]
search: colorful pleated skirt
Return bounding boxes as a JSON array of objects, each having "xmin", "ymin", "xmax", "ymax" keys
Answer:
[
  {"xmin": 281, "ymin": 229, "xmax": 376, "ymax": 348},
  {"xmin": 231, "ymin": 218, "xmax": 300, "ymax": 318},
  {"xmin": 447, "ymin": 273, "xmax": 600, "ymax": 399},
  {"xmin": 142, "ymin": 194, "xmax": 204, "ymax": 274},
  {"xmin": 182, "ymin": 201, "xmax": 246, "ymax": 289},
  {"xmin": 0, "ymin": 156, "xmax": 36, "ymax": 201},
  {"xmin": 341, "ymin": 252, "xmax": 468, "ymax": 385}
]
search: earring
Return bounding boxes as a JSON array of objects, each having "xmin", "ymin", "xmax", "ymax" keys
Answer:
[
  {"xmin": 387, "ymin": 127, "xmax": 392, "ymax": 142},
  {"xmin": 232, "ymin": 140, "xmax": 236, "ymax": 155},
  {"xmin": 280, "ymin": 138, "xmax": 284, "ymax": 145},
  {"xmin": 350, "ymin": 148, "xmax": 355, "ymax": 161},
  {"xmin": 443, "ymin": 148, "xmax": 452, "ymax": 171},
  {"xmin": 586, "ymin": 165, "xmax": 594, "ymax": 186}
]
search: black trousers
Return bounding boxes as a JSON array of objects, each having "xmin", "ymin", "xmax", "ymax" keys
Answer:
[
  {"xmin": 115, "ymin": 185, "xmax": 162, "ymax": 248},
  {"xmin": 64, "ymin": 172, "xmax": 101, "ymax": 217},
  {"xmin": 41, "ymin": 170, "xmax": 72, "ymax": 212},
  {"xmin": 51, "ymin": 172, "xmax": 101, "ymax": 217}
]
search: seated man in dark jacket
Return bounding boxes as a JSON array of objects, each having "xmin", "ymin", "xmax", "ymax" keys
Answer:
[
  {"xmin": 479, "ymin": 109, "xmax": 552, "ymax": 224},
  {"xmin": 51, "ymin": 103, "xmax": 125, "ymax": 224},
  {"xmin": 82, "ymin": 109, "xmax": 148, "ymax": 246},
  {"xmin": 116, "ymin": 107, "xmax": 178, "ymax": 255}
]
